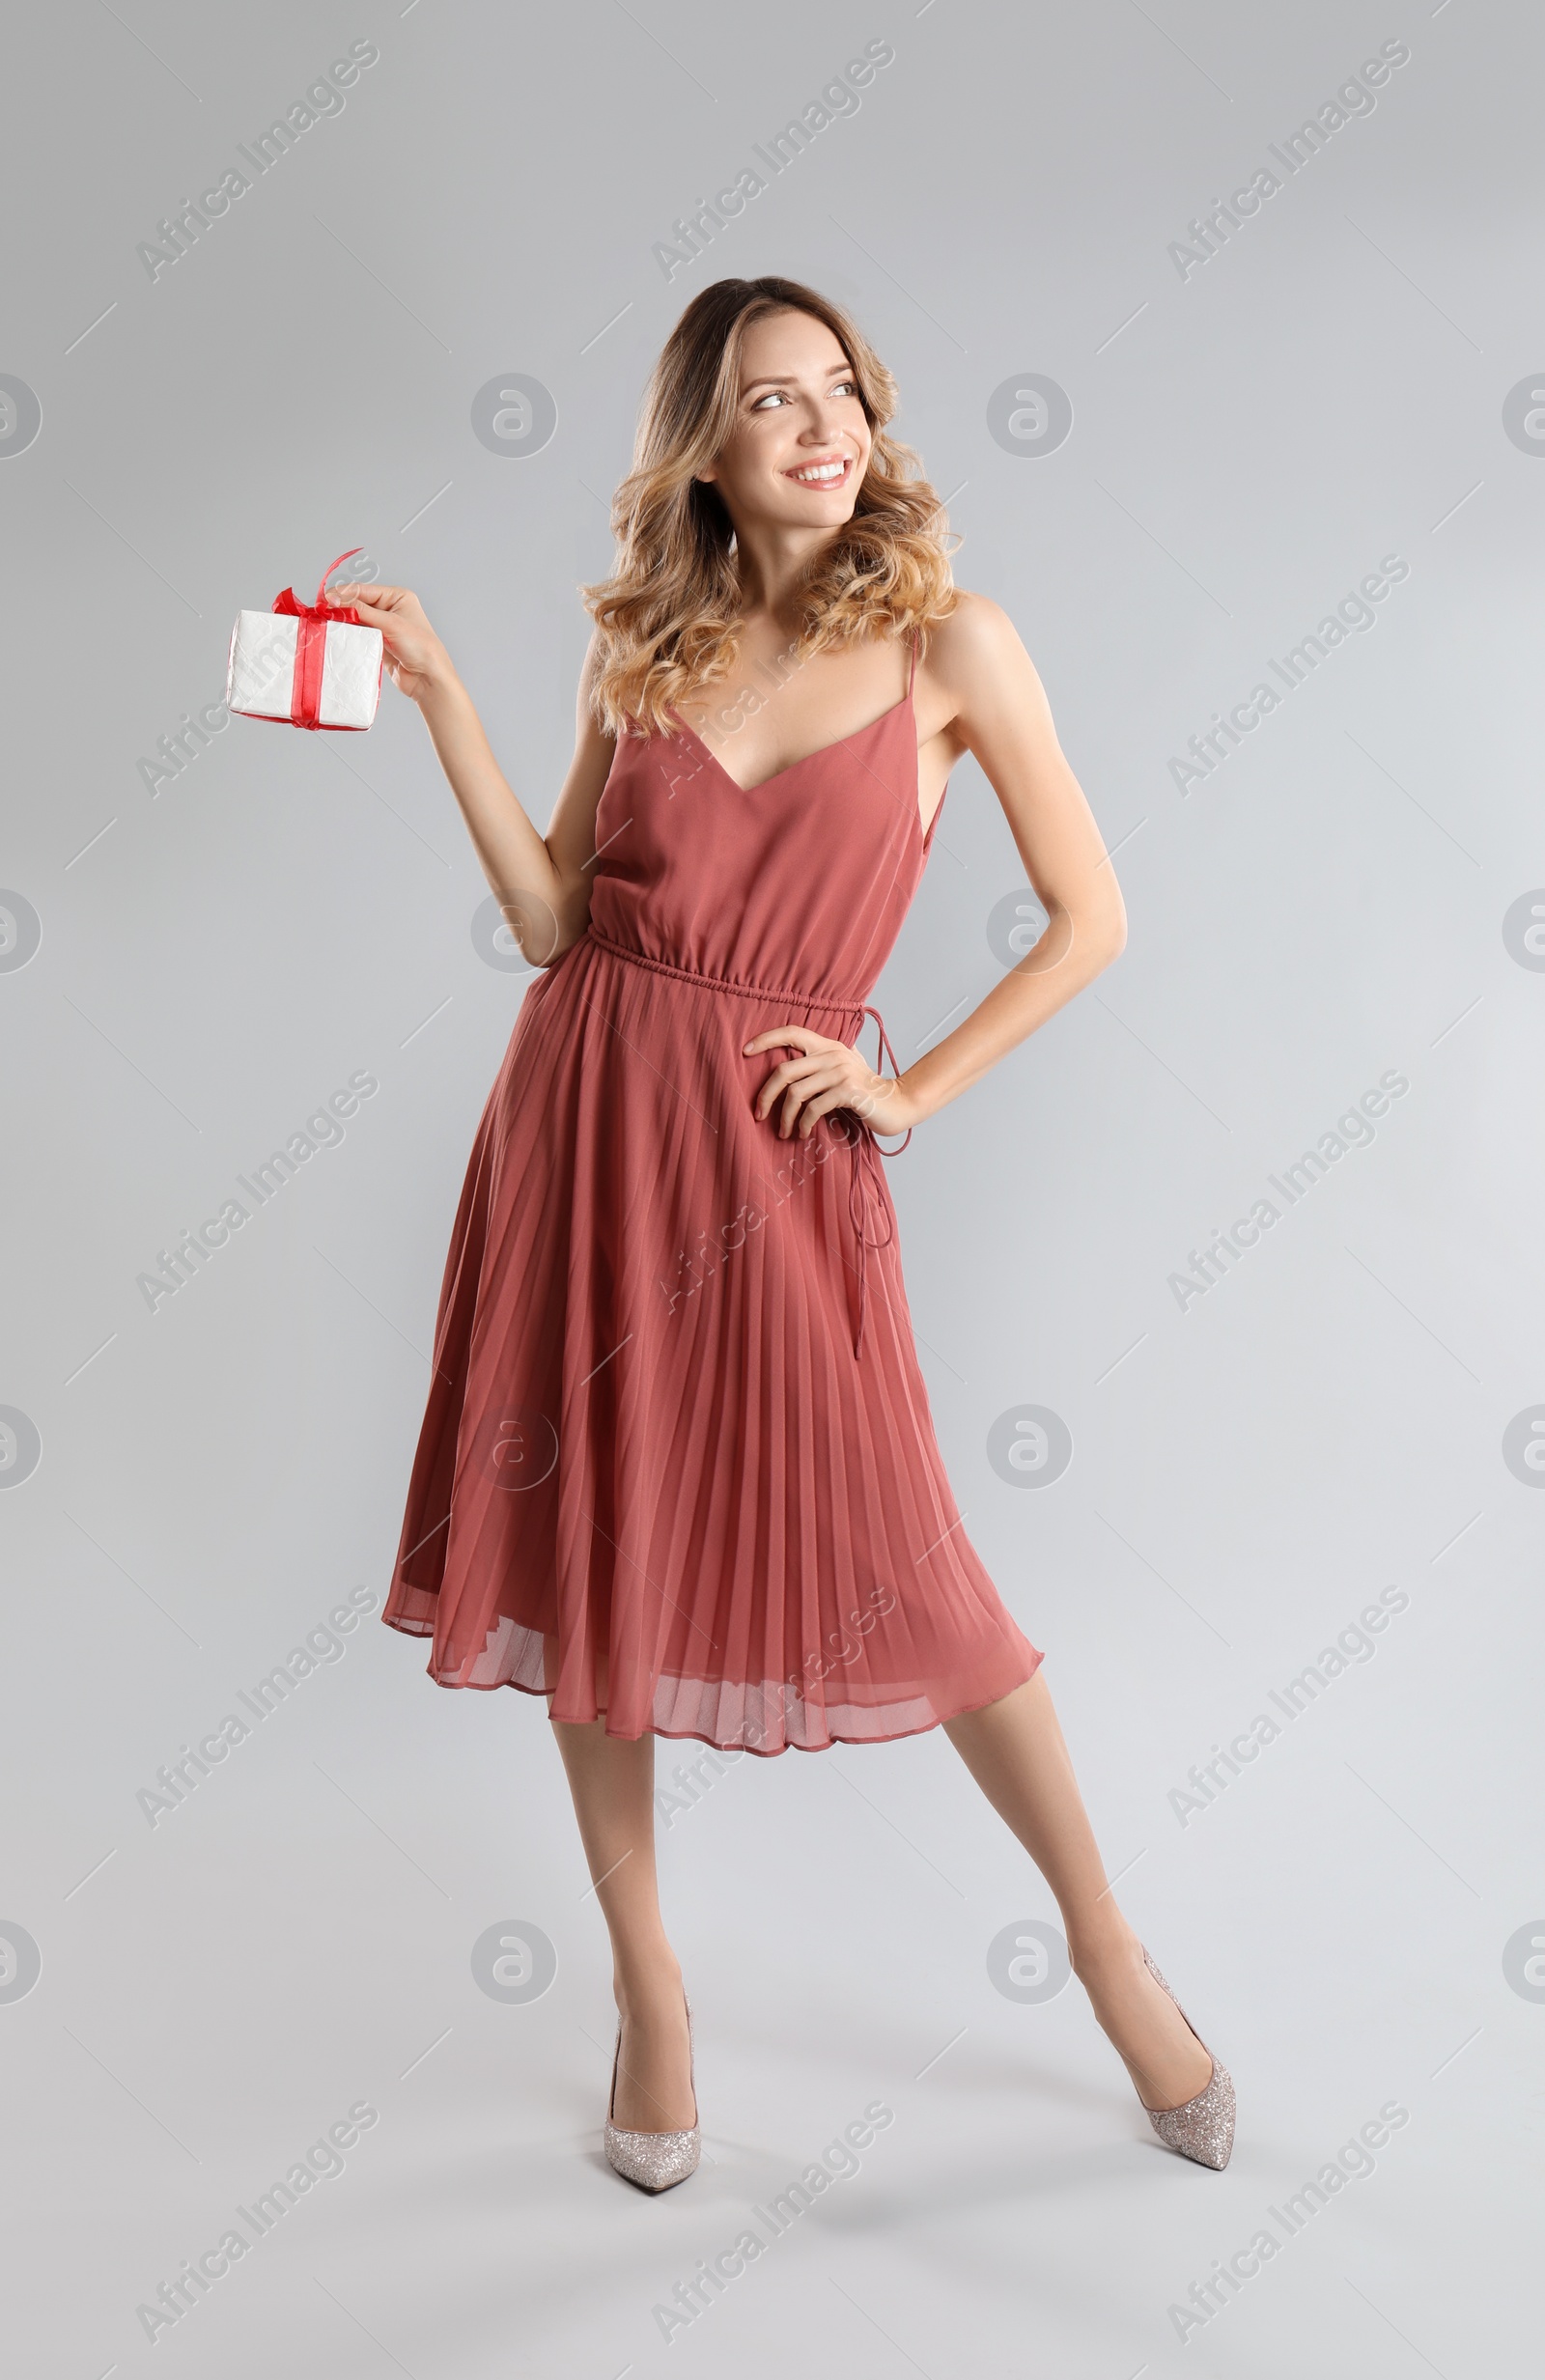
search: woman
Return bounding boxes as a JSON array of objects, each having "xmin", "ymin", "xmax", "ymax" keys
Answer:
[{"xmin": 336, "ymin": 275, "xmax": 1232, "ymax": 2190}]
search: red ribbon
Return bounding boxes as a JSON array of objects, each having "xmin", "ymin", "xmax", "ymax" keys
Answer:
[{"xmin": 271, "ymin": 548, "xmax": 367, "ymax": 731}]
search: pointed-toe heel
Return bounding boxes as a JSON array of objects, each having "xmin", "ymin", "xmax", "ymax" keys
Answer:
[
  {"xmin": 603, "ymin": 1991, "xmax": 701, "ymax": 2193},
  {"xmin": 1138, "ymin": 1948, "xmax": 1235, "ymax": 2170}
]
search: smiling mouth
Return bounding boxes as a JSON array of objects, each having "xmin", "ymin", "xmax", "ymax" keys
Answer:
[{"xmin": 783, "ymin": 456, "xmax": 854, "ymax": 488}]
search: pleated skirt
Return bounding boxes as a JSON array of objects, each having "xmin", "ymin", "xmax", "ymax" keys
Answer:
[{"xmin": 382, "ymin": 930, "xmax": 1042, "ymax": 1752}]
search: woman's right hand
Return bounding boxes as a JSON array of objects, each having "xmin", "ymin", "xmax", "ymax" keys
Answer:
[{"xmin": 327, "ymin": 580, "xmax": 452, "ymax": 705}]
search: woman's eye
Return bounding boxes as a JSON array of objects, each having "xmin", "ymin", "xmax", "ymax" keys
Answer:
[{"xmin": 750, "ymin": 390, "xmax": 785, "ymax": 410}]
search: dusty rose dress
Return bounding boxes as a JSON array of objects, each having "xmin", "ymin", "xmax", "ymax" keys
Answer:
[{"xmin": 382, "ymin": 638, "xmax": 1043, "ymax": 1751}]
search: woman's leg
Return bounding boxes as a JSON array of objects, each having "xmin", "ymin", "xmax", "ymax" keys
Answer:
[
  {"xmin": 944, "ymin": 1673, "xmax": 1215, "ymax": 2110},
  {"xmin": 550, "ymin": 1718, "xmax": 696, "ymax": 2131}
]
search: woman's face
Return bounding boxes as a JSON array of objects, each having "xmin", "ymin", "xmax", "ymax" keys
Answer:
[{"xmin": 697, "ymin": 308, "xmax": 873, "ymax": 535}]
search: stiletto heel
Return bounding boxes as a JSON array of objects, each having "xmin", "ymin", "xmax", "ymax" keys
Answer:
[
  {"xmin": 1138, "ymin": 1949, "xmax": 1235, "ymax": 2170},
  {"xmin": 603, "ymin": 1991, "xmax": 701, "ymax": 2192}
]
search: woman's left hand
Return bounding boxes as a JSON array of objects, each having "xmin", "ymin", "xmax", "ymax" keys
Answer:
[{"xmin": 744, "ymin": 1024, "xmax": 922, "ymax": 1139}]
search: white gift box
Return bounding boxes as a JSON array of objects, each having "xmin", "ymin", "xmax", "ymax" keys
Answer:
[{"xmin": 225, "ymin": 551, "xmax": 383, "ymax": 733}]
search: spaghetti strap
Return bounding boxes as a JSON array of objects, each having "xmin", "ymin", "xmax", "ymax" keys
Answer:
[{"xmin": 907, "ymin": 629, "xmax": 918, "ymax": 698}]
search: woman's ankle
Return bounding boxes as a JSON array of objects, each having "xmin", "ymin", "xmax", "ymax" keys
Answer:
[
  {"xmin": 613, "ymin": 1950, "xmax": 684, "ymax": 2017},
  {"xmin": 1067, "ymin": 1908, "xmax": 1141, "ymax": 1983}
]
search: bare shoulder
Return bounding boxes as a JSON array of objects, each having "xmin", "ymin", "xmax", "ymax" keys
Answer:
[
  {"xmin": 926, "ymin": 588, "xmax": 1025, "ymax": 665},
  {"xmin": 922, "ymin": 590, "xmax": 1047, "ymax": 730}
]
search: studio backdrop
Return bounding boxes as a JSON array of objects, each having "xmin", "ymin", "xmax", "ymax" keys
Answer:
[{"xmin": 1, "ymin": 3, "xmax": 1538, "ymax": 2374}]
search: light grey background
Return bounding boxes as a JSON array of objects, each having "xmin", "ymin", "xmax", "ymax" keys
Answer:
[{"xmin": 2, "ymin": 2, "xmax": 1540, "ymax": 2373}]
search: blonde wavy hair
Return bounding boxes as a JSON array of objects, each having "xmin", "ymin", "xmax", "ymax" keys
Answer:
[{"xmin": 582, "ymin": 276, "xmax": 960, "ymax": 740}]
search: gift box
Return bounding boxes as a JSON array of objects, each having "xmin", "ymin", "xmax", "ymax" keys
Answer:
[{"xmin": 226, "ymin": 547, "xmax": 383, "ymax": 732}]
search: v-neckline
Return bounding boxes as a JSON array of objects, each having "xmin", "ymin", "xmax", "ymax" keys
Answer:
[{"xmin": 669, "ymin": 689, "xmax": 927, "ymax": 841}]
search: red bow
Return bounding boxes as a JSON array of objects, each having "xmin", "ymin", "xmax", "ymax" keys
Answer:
[{"xmin": 271, "ymin": 548, "xmax": 367, "ymax": 730}]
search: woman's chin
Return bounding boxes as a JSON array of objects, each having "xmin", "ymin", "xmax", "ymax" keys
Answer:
[{"xmin": 769, "ymin": 491, "xmax": 859, "ymax": 529}]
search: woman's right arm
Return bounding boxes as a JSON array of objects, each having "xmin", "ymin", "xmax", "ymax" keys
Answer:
[{"xmin": 330, "ymin": 577, "xmax": 615, "ymax": 964}]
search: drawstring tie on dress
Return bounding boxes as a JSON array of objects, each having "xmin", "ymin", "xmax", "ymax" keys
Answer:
[{"xmin": 845, "ymin": 1004, "xmax": 912, "ymax": 1362}]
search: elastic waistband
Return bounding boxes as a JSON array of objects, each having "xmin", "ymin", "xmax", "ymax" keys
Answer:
[
  {"xmin": 583, "ymin": 925, "xmax": 910, "ymax": 1361},
  {"xmin": 585, "ymin": 926, "xmax": 867, "ymax": 1018}
]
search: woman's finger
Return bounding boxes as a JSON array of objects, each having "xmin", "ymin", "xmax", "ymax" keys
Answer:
[
  {"xmin": 334, "ymin": 584, "xmax": 409, "ymax": 616},
  {"xmin": 779, "ymin": 1073, "xmax": 849, "ymax": 1136},
  {"xmin": 775, "ymin": 1064, "xmax": 850, "ymax": 1136},
  {"xmin": 754, "ymin": 1053, "xmax": 840, "ymax": 1121},
  {"xmin": 755, "ymin": 1050, "xmax": 831, "ymax": 1091},
  {"xmin": 743, "ymin": 1025, "xmax": 831, "ymax": 1057},
  {"xmin": 796, "ymin": 1085, "xmax": 855, "ymax": 1135}
]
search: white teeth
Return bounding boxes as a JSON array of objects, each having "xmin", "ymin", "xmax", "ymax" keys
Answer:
[{"xmin": 791, "ymin": 461, "xmax": 846, "ymax": 483}]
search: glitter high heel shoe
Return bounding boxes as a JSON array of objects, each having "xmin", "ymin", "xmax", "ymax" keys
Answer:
[
  {"xmin": 604, "ymin": 1991, "xmax": 700, "ymax": 2193},
  {"xmin": 1138, "ymin": 1949, "xmax": 1235, "ymax": 2170}
]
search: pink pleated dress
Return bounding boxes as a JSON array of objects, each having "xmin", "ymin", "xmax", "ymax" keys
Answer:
[{"xmin": 382, "ymin": 635, "xmax": 1043, "ymax": 1751}]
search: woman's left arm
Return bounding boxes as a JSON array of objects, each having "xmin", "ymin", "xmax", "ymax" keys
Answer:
[{"xmin": 888, "ymin": 590, "xmax": 1128, "ymax": 1130}]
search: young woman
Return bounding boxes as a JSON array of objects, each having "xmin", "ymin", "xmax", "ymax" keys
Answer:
[{"xmin": 337, "ymin": 275, "xmax": 1232, "ymax": 2190}]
